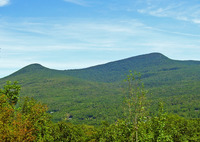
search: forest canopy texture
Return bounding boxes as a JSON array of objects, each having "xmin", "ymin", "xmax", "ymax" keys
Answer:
[{"xmin": 0, "ymin": 73, "xmax": 200, "ymax": 142}]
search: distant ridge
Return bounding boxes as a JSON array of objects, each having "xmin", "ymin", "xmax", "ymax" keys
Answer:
[
  {"xmin": 2, "ymin": 52, "xmax": 200, "ymax": 83},
  {"xmin": 3, "ymin": 52, "xmax": 167, "ymax": 78},
  {"xmin": 64, "ymin": 52, "xmax": 174, "ymax": 82}
]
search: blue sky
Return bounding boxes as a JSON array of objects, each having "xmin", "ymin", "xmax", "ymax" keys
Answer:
[{"xmin": 0, "ymin": 0, "xmax": 200, "ymax": 78}]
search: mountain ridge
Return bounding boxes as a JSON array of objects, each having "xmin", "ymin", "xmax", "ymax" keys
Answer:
[
  {"xmin": 2, "ymin": 52, "xmax": 167, "ymax": 79},
  {"xmin": 4, "ymin": 52, "xmax": 200, "ymax": 78},
  {"xmin": 3, "ymin": 52, "xmax": 200, "ymax": 83}
]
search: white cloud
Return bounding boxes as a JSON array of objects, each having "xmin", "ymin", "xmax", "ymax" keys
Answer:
[
  {"xmin": 0, "ymin": 0, "xmax": 9, "ymax": 7},
  {"xmin": 193, "ymin": 19, "xmax": 200, "ymax": 24}
]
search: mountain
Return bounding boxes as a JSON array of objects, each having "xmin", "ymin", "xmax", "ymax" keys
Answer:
[
  {"xmin": 65, "ymin": 52, "xmax": 172, "ymax": 82},
  {"xmin": 1, "ymin": 52, "xmax": 200, "ymax": 125},
  {"xmin": 65, "ymin": 52, "xmax": 200, "ymax": 87},
  {"xmin": 5, "ymin": 52, "xmax": 200, "ymax": 84}
]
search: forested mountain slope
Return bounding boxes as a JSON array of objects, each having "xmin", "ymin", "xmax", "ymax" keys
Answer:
[
  {"xmin": 0, "ymin": 52, "xmax": 200, "ymax": 124},
  {"xmin": 4, "ymin": 52, "xmax": 200, "ymax": 85},
  {"xmin": 65, "ymin": 53, "xmax": 200, "ymax": 85}
]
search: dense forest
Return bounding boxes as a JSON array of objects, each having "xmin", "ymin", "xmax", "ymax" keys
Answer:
[
  {"xmin": 0, "ymin": 53, "xmax": 200, "ymax": 125},
  {"xmin": 1, "ymin": 72, "xmax": 200, "ymax": 141}
]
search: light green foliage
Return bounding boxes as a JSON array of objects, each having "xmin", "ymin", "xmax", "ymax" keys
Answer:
[
  {"xmin": 96, "ymin": 120, "xmax": 133, "ymax": 142},
  {"xmin": 51, "ymin": 121, "xmax": 97, "ymax": 142},
  {"xmin": 152, "ymin": 103, "xmax": 173, "ymax": 142},
  {"xmin": 124, "ymin": 71, "xmax": 148, "ymax": 122},
  {"xmin": 0, "ymin": 81, "xmax": 21, "ymax": 106},
  {"xmin": 124, "ymin": 71, "xmax": 148, "ymax": 142}
]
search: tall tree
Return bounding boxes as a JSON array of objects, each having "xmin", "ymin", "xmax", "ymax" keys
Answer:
[{"xmin": 124, "ymin": 71, "xmax": 148, "ymax": 142}]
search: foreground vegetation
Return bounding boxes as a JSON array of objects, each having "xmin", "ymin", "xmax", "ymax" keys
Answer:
[{"xmin": 1, "ymin": 73, "xmax": 200, "ymax": 141}]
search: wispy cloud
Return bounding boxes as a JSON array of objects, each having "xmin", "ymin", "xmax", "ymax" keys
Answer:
[
  {"xmin": 0, "ymin": 0, "xmax": 9, "ymax": 7},
  {"xmin": 1, "ymin": 17, "xmax": 200, "ymax": 52},
  {"xmin": 136, "ymin": 0, "xmax": 200, "ymax": 25},
  {"xmin": 63, "ymin": 0, "xmax": 88, "ymax": 6},
  {"xmin": 0, "ymin": 18, "xmax": 146, "ymax": 51},
  {"xmin": 145, "ymin": 26, "xmax": 200, "ymax": 37}
]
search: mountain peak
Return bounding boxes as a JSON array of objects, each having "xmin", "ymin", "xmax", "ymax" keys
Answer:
[
  {"xmin": 8, "ymin": 63, "xmax": 47, "ymax": 77},
  {"xmin": 107, "ymin": 52, "xmax": 170, "ymax": 68},
  {"xmin": 130, "ymin": 52, "xmax": 169, "ymax": 60},
  {"xmin": 25, "ymin": 63, "xmax": 45, "ymax": 69}
]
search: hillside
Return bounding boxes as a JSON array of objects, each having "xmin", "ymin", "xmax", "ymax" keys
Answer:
[
  {"xmin": 0, "ymin": 64, "xmax": 124, "ymax": 125},
  {"xmin": 0, "ymin": 52, "xmax": 200, "ymax": 124},
  {"xmin": 65, "ymin": 52, "xmax": 172, "ymax": 83},
  {"xmin": 65, "ymin": 53, "xmax": 200, "ymax": 86}
]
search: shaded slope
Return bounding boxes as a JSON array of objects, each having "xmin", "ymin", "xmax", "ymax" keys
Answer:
[
  {"xmin": 65, "ymin": 53, "xmax": 200, "ymax": 87},
  {"xmin": 65, "ymin": 53, "xmax": 171, "ymax": 82}
]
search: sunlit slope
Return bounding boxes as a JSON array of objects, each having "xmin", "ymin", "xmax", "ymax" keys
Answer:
[
  {"xmin": 0, "ymin": 64, "xmax": 123, "ymax": 125},
  {"xmin": 0, "ymin": 52, "xmax": 200, "ymax": 124}
]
